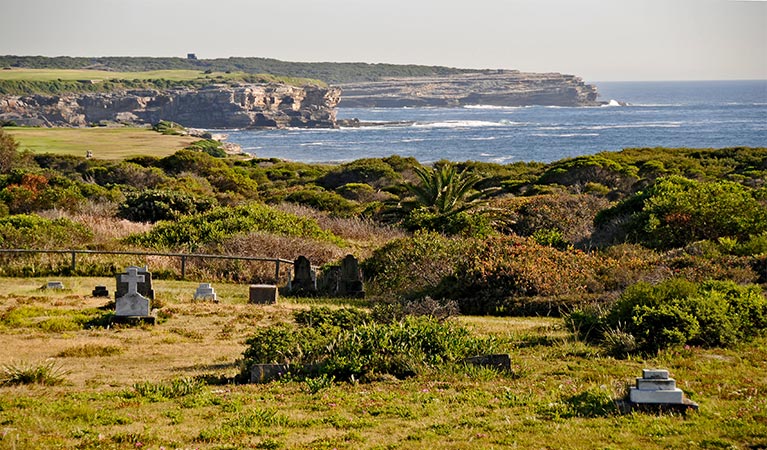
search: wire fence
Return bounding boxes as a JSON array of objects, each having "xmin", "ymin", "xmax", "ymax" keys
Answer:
[{"xmin": 0, "ymin": 249, "xmax": 294, "ymax": 284}]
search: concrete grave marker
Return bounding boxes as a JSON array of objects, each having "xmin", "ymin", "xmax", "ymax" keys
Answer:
[
  {"xmin": 250, "ymin": 284, "xmax": 278, "ymax": 304},
  {"xmin": 45, "ymin": 281, "xmax": 65, "ymax": 290},
  {"xmin": 114, "ymin": 266, "xmax": 154, "ymax": 324},
  {"xmin": 627, "ymin": 368, "xmax": 698, "ymax": 412},
  {"xmin": 194, "ymin": 283, "xmax": 218, "ymax": 302}
]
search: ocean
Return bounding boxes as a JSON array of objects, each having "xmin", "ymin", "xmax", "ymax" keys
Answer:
[{"xmin": 224, "ymin": 80, "xmax": 767, "ymax": 164}]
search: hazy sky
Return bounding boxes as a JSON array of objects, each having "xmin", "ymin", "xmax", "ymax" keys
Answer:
[{"xmin": 1, "ymin": 0, "xmax": 765, "ymax": 81}]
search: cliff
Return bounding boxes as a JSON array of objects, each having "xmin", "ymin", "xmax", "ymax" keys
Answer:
[
  {"xmin": 0, "ymin": 83, "xmax": 341, "ymax": 129},
  {"xmin": 337, "ymin": 71, "xmax": 602, "ymax": 108}
]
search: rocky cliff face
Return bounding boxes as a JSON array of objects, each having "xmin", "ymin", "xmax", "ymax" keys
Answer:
[
  {"xmin": 337, "ymin": 71, "xmax": 602, "ymax": 108},
  {"xmin": 0, "ymin": 83, "xmax": 342, "ymax": 128}
]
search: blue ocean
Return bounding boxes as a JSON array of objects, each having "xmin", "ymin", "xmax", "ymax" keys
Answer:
[{"xmin": 224, "ymin": 80, "xmax": 767, "ymax": 164}]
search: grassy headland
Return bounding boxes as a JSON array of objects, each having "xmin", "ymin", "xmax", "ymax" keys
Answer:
[{"xmin": 0, "ymin": 68, "xmax": 326, "ymax": 95}]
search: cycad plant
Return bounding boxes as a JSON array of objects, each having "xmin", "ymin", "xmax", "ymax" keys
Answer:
[{"xmin": 404, "ymin": 163, "xmax": 496, "ymax": 216}]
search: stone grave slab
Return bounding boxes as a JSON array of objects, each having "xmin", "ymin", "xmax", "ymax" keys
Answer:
[
  {"xmin": 627, "ymin": 368, "xmax": 698, "ymax": 413},
  {"xmin": 291, "ymin": 255, "xmax": 316, "ymax": 294},
  {"xmin": 45, "ymin": 281, "xmax": 65, "ymax": 290},
  {"xmin": 250, "ymin": 284, "xmax": 278, "ymax": 304}
]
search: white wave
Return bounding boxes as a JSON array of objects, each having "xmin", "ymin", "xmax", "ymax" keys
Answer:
[
  {"xmin": 467, "ymin": 136, "xmax": 498, "ymax": 141},
  {"xmin": 479, "ymin": 152, "xmax": 494, "ymax": 157},
  {"xmin": 490, "ymin": 155, "xmax": 516, "ymax": 163},
  {"xmin": 463, "ymin": 104, "xmax": 523, "ymax": 110},
  {"xmin": 399, "ymin": 138, "xmax": 426, "ymax": 143},
  {"xmin": 606, "ymin": 99, "xmax": 622, "ymax": 107},
  {"xmin": 299, "ymin": 142, "xmax": 326, "ymax": 147},
  {"xmin": 586, "ymin": 122, "xmax": 682, "ymax": 130},
  {"xmin": 411, "ymin": 120, "xmax": 503, "ymax": 129},
  {"xmin": 531, "ymin": 133, "xmax": 600, "ymax": 137}
]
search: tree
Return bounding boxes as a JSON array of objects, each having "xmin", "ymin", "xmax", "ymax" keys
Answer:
[{"xmin": 0, "ymin": 128, "xmax": 19, "ymax": 174}]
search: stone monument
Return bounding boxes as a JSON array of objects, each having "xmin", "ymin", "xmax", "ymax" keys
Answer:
[
  {"xmin": 92, "ymin": 285, "xmax": 109, "ymax": 297},
  {"xmin": 193, "ymin": 283, "xmax": 218, "ymax": 302},
  {"xmin": 249, "ymin": 284, "xmax": 278, "ymax": 304},
  {"xmin": 115, "ymin": 266, "xmax": 154, "ymax": 300},
  {"xmin": 113, "ymin": 266, "xmax": 154, "ymax": 324},
  {"xmin": 628, "ymin": 369, "xmax": 698, "ymax": 412},
  {"xmin": 338, "ymin": 254, "xmax": 365, "ymax": 297},
  {"xmin": 291, "ymin": 255, "xmax": 316, "ymax": 294}
]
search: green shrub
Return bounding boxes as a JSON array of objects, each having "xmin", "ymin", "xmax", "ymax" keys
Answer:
[
  {"xmin": 362, "ymin": 230, "xmax": 470, "ymax": 298},
  {"xmin": 573, "ymin": 278, "xmax": 767, "ymax": 354},
  {"xmin": 126, "ymin": 203, "xmax": 343, "ymax": 250},
  {"xmin": 152, "ymin": 120, "xmax": 186, "ymax": 135},
  {"xmin": 285, "ymin": 188, "xmax": 360, "ymax": 218},
  {"xmin": 318, "ymin": 158, "xmax": 400, "ymax": 190},
  {"xmin": 185, "ymin": 139, "xmax": 228, "ymax": 158},
  {"xmin": 118, "ymin": 189, "xmax": 217, "ymax": 223},
  {"xmin": 242, "ymin": 314, "xmax": 493, "ymax": 381},
  {"xmin": 452, "ymin": 236, "xmax": 601, "ymax": 314},
  {"xmin": 0, "ymin": 214, "xmax": 92, "ymax": 249},
  {"xmin": 293, "ymin": 306, "xmax": 370, "ymax": 328},
  {"xmin": 402, "ymin": 207, "xmax": 493, "ymax": 237},
  {"xmin": 596, "ymin": 176, "xmax": 767, "ymax": 249}
]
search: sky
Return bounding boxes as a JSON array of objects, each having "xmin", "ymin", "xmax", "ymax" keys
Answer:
[{"xmin": 0, "ymin": 0, "xmax": 765, "ymax": 81}]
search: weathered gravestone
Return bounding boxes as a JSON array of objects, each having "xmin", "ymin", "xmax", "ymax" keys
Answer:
[
  {"xmin": 45, "ymin": 281, "xmax": 65, "ymax": 290},
  {"xmin": 291, "ymin": 255, "xmax": 316, "ymax": 294},
  {"xmin": 115, "ymin": 266, "xmax": 154, "ymax": 300},
  {"xmin": 249, "ymin": 284, "xmax": 278, "ymax": 304},
  {"xmin": 193, "ymin": 283, "xmax": 218, "ymax": 302},
  {"xmin": 627, "ymin": 368, "xmax": 698, "ymax": 413},
  {"xmin": 462, "ymin": 354, "xmax": 512, "ymax": 372},
  {"xmin": 113, "ymin": 267, "xmax": 154, "ymax": 324},
  {"xmin": 92, "ymin": 285, "xmax": 109, "ymax": 297},
  {"xmin": 338, "ymin": 254, "xmax": 365, "ymax": 297}
]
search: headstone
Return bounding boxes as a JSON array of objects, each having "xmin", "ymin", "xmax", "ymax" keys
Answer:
[
  {"xmin": 92, "ymin": 285, "xmax": 109, "ymax": 297},
  {"xmin": 113, "ymin": 267, "xmax": 154, "ymax": 324},
  {"xmin": 628, "ymin": 368, "xmax": 698, "ymax": 412},
  {"xmin": 249, "ymin": 284, "xmax": 278, "ymax": 304},
  {"xmin": 45, "ymin": 281, "xmax": 65, "ymax": 290},
  {"xmin": 193, "ymin": 283, "xmax": 218, "ymax": 302},
  {"xmin": 291, "ymin": 256, "xmax": 316, "ymax": 294},
  {"xmin": 115, "ymin": 266, "xmax": 154, "ymax": 300},
  {"xmin": 338, "ymin": 254, "xmax": 364, "ymax": 297}
]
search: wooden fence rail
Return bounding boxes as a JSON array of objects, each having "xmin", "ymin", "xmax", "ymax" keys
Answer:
[{"xmin": 0, "ymin": 249, "xmax": 294, "ymax": 283}]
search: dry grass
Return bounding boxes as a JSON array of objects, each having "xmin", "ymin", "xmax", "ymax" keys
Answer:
[
  {"xmin": 274, "ymin": 202, "xmax": 407, "ymax": 257},
  {"xmin": 5, "ymin": 127, "xmax": 198, "ymax": 160}
]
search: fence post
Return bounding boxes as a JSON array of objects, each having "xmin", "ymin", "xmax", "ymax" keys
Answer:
[
  {"xmin": 181, "ymin": 255, "xmax": 186, "ymax": 280},
  {"xmin": 274, "ymin": 259, "xmax": 280, "ymax": 285},
  {"xmin": 71, "ymin": 251, "xmax": 76, "ymax": 273}
]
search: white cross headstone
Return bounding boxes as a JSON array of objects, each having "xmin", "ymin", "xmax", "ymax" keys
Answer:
[{"xmin": 121, "ymin": 267, "xmax": 145, "ymax": 296}]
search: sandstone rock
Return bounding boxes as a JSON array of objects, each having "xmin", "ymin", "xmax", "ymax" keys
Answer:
[
  {"xmin": 337, "ymin": 71, "xmax": 603, "ymax": 108},
  {"xmin": 0, "ymin": 83, "xmax": 341, "ymax": 129}
]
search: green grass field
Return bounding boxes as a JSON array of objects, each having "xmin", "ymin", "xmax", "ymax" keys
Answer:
[
  {"xmin": 5, "ymin": 126, "xmax": 198, "ymax": 159},
  {"xmin": 0, "ymin": 276, "xmax": 764, "ymax": 449},
  {"xmin": 0, "ymin": 68, "xmax": 227, "ymax": 82}
]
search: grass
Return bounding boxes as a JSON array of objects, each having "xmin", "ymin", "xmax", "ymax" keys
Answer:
[
  {"xmin": 0, "ymin": 276, "xmax": 765, "ymax": 449},
  {"xmin": 0, "ymin": 67, "xmax": 326, "ymax": 87},
  {"xmin": 4, "ymin": 126, "xmax": 198, "ymax": 159}
]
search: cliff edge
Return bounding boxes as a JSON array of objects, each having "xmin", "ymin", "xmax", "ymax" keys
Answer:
[
  {"xmin": 337, "ymin": 71, "xmax": 602, "ymax": 108},
  {"xmin": 0, "ymin": 83, "xmax": 341, "ymax": 129}
]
